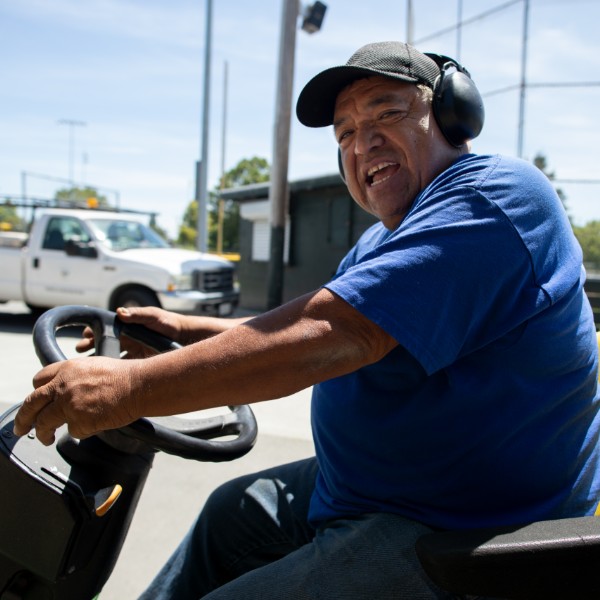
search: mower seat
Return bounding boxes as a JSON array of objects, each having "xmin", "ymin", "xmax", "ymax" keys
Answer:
[
  {"xmin": 415, "ymin": 515, "xmax": 600, "ymax": 599},
  {"xmin": 416, "ymin": 332, "xmax": 600, "ymax": 599}
]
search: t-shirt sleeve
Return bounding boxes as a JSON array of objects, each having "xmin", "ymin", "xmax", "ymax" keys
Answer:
[{"xmin": 325, "ymin": 190, "xmax": 542, "ymax": 375}]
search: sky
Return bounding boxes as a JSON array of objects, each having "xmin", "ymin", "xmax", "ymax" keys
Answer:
[{"xmin": 2, "ymin": 0, "xmax": 599, "ymax": 239}]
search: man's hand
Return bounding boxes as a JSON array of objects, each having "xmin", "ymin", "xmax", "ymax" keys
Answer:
[
  {"xmin": 76, "ymin": 306, "xmax": 188, "ymax": 359},
  {"xmin": 13, "ymin": 356, "xmax": 142, "ymax": 445}
]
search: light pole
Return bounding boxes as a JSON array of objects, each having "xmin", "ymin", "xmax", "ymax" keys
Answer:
[
  {"xmin": 266, "ymin": 1, "xmax": 327, "ymax": 310},
  {"xmin": 57, "ymin": 119, "xmax": 86, "ymax": 188},
  {"xmin": 517, "ymin": 0, "xmax": 530, "ymax": 159},
  {"xmin": 196, "ymin": 0, "xmax": 213, "ymax": 253}
]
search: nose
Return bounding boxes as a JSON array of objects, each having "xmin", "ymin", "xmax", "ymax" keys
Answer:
[{"xmin": 354, "ymin": 124, "xmax": 385, "ymax": 156}]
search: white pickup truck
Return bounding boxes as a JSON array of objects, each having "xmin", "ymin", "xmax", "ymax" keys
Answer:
[{"xmin": 0, "ymin": 208, "xmax": 239, "ymax": 316}]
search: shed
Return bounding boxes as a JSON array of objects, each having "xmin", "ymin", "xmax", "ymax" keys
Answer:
[{"xmin": 222, "ymin": 173, "xmax": 377, "ymax": 311}]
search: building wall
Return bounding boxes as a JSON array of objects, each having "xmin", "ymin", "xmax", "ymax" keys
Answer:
[{"xmin": 237, "ymin": 180, "xmax": 376, "ymax": 311}]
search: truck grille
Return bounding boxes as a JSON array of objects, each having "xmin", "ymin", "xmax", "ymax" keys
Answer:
[{"xmin": 192, "ymin": 269, "xmax": 234, "ymax": 292}]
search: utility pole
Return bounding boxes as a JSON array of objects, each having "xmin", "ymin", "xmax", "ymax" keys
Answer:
[
  {"xmin": 57, "ymin": 119, "xmax": 86, "ymax": 187},
  {"xmin": 266, "ymin": 1, "xmax": 327, "ymax": 310},
  {"xmin": 456, "ymin": 0, "xmax": 463, "ymax": 62},
  {"xmin": 217, "ymin": 61, "xmax": 229, "ymax": 255},
  {"xmin": 197, "ymin": 0, "xmax": 213, "ymax": 253},
  {"xmin": 406, "ymin": 0, "xmax": 414, "ymax": 45},
  {"xmin": 266, "ymin": 0, "xmax": 299, "ymax": 310},
  {"xmin": 517, "ymin": 0, "xmax": 530, "ymax": 159}
]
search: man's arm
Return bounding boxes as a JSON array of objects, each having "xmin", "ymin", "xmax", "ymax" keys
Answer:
[
  {"xmin": 14, "ymin": 287, "xmax": 398, "ymax": 444},
  {"xmin": 75, "ymin": 306, "xmax": 253, "ymax": 357}
]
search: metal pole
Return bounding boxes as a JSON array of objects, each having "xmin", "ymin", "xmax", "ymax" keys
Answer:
[
  {"xmin": 266, "ymin": 0, "xmax": 298, "ymax": 309},
  {"xmin": 406, "ymin": 0, "xmax": 414, "ymax": 44},
  {"xmin": 197, "ymin": 0, "xmax": 213, "ymax": 252},
  {"xmin": 517, "ymin": 0, "xmax": 530, "ymax": 158},
  {"xmin": 217, "ymin": 60, "xmax": 228, "ymax": 255},
  {"xmin": 57, "ymin": 119, "xmax": 86, "ymax": 189},
  {"xmin": 456, "ymin": 0, "xmax": 463, "ymax": 62}
]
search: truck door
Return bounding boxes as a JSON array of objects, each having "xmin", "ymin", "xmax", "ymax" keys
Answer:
[{"xmin": 24, "ymin": 216, "xmax": 104, "ymax": 307}]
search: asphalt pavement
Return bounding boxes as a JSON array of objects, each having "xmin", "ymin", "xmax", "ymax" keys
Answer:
[{"xmin": 0, "ymin": 301, "xmax": 314, "ymax": 599}]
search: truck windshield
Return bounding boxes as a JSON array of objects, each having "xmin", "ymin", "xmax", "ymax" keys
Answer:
[{"xmin": 88, "ymin": 218, "xmax": 170, "ymax": 251}]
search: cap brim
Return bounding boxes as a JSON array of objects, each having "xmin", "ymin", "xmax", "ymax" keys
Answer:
[{"xmin": 295, "ymin": 65, "xmax": 419, "ymax": 128}]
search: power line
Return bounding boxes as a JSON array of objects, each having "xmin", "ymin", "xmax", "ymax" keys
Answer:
[
  {"xmin": 414, "ymin": 0, "xmax": 522, "ymax": 45},
  {"xmin": 528, "ymin": 81, "xmax": 600, "ymax": 89},
  {"xmin": 555, "ymin": 179, "xmax": 600, "ymax": 185},
  {"xmin": 484, "ymin": 81, "xmax": 600, "ymax": 97}
]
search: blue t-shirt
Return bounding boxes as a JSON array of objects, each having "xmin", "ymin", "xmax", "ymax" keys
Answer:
[{"xmin": 310, "ymin": 154, "xmax": 600, "ymax": 530}]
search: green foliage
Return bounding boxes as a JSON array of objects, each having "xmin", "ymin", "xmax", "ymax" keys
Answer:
[
  {"xmin": 177, "ymin": 156, "xmax": 270, "ymax": 252},
  {"xmin": 220, "ymin": 156, "xmax": 270, "ymax": 189},
  {"xmin": 177, "ymin": 200, "xmax": 199, "ymax": 248},
  {"xmin": 55, "ymin": 186, "xmax": 109, "ymax": 208},
  {"xmin": 573, "ymin": 221, "xmax": 600, "ymax": 271},
  {"xmin": 0, "ymin": 203, "xmax": 26, "ymax": 231},
  {"xmin": 533, "ymin": 153, "xmax": 569, "ymax": 220}
]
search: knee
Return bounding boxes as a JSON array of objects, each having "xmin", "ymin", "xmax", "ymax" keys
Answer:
[{"xmin": 200, "ymin": 475, "xmax": 249, "ymax": 523}]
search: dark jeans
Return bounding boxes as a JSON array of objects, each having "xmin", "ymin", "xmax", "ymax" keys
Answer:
[{"xmin": 138, "ymin": 457, "xmax": 450, "ymax": 599}]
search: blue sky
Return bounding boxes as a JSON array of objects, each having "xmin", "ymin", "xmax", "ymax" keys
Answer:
[{"xmin": 2, "ymin": 0, "xmax": 599, "ymax": 238}]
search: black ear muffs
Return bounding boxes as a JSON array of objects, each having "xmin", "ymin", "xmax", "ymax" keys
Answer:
[
  {"xmin": 338, "ymin": 146, "xmax": 346, "ymax": 182},
  {"xmin": 425, "ymin": 53, "xmax": 485, "ymax": 147}
]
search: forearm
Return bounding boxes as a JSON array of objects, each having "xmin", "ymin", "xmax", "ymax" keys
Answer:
[
  {"xmin": 180, "ymin": 314, "xmax": 255, "ymax": 344},
  {"xmin": 128, "ymin": 289, "xmax": 397, "ymax": 418}
]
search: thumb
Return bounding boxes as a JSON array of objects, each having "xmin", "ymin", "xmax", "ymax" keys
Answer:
[{"xmin": 116, "ymin": 305, "xmax": 160, "ymax": 323}]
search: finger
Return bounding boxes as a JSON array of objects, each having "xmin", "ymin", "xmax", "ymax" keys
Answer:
[
  {"xmin": 116, "ymin": 305, "xmax": 163, "ymax": 324},
  {"xmin": 13, "ymin": 387, "xmax": 54, "ymax": 437},
  {"xmin": 32, "ymin": 363, "xmax": 62, "ymax": 389},
  {"xmin": 30, "ymin": 400, "xmax": 67, "ymax": 446},
  {"xmin": 75, "ymin": 327, "xmax": 95, "ymax": 353}
]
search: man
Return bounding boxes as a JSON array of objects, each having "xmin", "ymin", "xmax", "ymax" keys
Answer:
[{"xmin": 14, "ymin": 42, "xmax": 600, "ymax": 599}]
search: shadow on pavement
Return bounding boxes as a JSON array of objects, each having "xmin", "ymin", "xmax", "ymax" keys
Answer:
[
  {"xmin": 0, "ymin": 305, "xmax": 82, "ymax": 338},
  {"xmin": 0, "ymin": 307, "xmax": 36, "ymax": 334}
]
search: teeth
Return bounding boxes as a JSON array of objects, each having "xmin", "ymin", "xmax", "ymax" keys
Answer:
[
  {"xmin": 367, "ymin": 162, "xmax": 394, "ymax": 176},
  {"xmin": 371, "ymin": 173, "xmax": 391, "ymax": 187},
  {"xmin": 367, "ymin": 162, "xmax": 395, "ymax": 187}
]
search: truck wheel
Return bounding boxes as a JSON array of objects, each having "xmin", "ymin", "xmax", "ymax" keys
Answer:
[
  {"xmin": 26, "ymin": 303, "xmax": 50, "ymax": 317},
  {"xmin": 114, "ymin": 289, "xmax": 160, "ymax": 310}
]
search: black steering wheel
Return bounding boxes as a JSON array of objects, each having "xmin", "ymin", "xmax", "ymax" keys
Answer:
[{"xmin": 32, "ymin": 305, "xmax": 258, "ymax": 462}]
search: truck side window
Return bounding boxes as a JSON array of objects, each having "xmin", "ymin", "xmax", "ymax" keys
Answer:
[
  {"xmin": 42, "ymin": 217, "xmax": 91, "ymax": 251},
  {"xmin": 43, "ymin": 227, "xmax": 65, "ymax": 251}
]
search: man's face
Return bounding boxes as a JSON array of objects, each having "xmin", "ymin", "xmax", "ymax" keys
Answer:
[{"xmin": 333, "ymin": 76, "xmax": 460, "ymax": 230}]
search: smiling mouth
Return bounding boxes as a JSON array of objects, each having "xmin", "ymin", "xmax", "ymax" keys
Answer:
[{"xmin": 366, "ymin": 162, "xmax": 399, "ymax": 187}]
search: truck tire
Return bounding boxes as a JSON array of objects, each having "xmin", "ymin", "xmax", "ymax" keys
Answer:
[
  {"xmin": 113, "ymin": 288, "xmax": 160, "ymax": 310},
  {"xmin": 26, "ymin": 303, "xmax": 50, "ymax": 317}
]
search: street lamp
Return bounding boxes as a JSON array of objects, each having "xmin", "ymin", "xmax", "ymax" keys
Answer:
[
  {"xmin": 266, "ymin": 1, "xmax": 327, "ymax": 310},
  {"xmin": 301, "ymin": 1, "xmax": 327, "ymax": 33}
]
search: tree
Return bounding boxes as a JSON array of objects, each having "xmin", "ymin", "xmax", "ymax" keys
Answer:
[
  {"xmin": 55, "ymin": 186, "xmax": 109, "ymax": 208},
  {"xmin": 178, "ymin": 200, "xmax": 199, "ymax": 248},
  {"xmin": 533, "ymin": 153, "xmax": 569, "ymax": 220},
  {"xmin": 0, "ymin": 202, "xmax": 26, "ymax": 231},
  {"xmin": 177, "ymin": 156, "xmax": 270, "ymax": 251},
  {"xmin": 573, "ymin": 221, "xmax": 600, "ymax": 270}
]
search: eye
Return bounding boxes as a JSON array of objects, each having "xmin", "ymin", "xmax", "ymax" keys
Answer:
[
  {"xmin": 379, "ymin": 109, "xmax": 403, "ymax": 121},
  {"xmin": 336, "ymin": 129, "xmax": 353, "ymax": 145}
]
